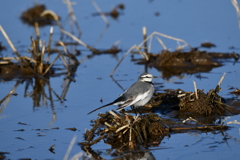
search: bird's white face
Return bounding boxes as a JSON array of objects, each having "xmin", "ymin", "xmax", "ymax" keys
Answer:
[{"xmin": 139, "ymin": 73, "xmax": 156, "ymax": 82}]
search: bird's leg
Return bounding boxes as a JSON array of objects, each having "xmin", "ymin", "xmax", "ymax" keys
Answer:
[
  {"xmin": 120, "ymin": 108, "xmax": 126, "ymax": 114},
  {"xmin": 131, "ymin": 106, "xmax": 141, "ymax": 116}
]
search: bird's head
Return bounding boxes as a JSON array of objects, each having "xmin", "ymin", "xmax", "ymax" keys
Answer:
[{"xmin": 138, "ymin": 73, "xmax": 157, "ymax": 82}]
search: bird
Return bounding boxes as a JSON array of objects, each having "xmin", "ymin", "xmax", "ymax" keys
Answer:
[{"xmin": 87, "ymin": 73, "xmax": 156, "ymax": 115}]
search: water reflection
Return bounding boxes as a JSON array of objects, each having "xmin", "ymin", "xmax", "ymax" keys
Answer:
[{"xmin": 81, "ymin": 145, "xmax": 158, "ymax": 160}]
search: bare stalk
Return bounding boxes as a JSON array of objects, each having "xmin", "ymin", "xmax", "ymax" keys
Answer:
[
  {"xmin": 91, "ymin": 0, "xmax": 110, "ymax": 26},
  {"xmin": 43, "ymin": 55, "xmax": 61, "ymax": 76},
  {"xmin": 0, "ymin": 25, "xmax": 21, "ymax": 58},
  {"xmin": 63, "ymin": 0, "xmax": 82, "ymax": 35},
  {"xmin": 0, "ymin": 90, "xmax": 14, "ymax": 105},
  {"xmin": 47, "ymin": 27, "xmax": 54, "ymax": 63},
  {"xmin": 193, "ymin": 81, "xmax": 198, "ymax": 100},
  {"xmin": 231, "ymin": 0, "xmax": 240, "ymax": 29},
  {"xmin": 63, "ymin": 135, "xmax": 77, "ymax": 160},
  {"xmin": 215, "ymin": 73, "xmax": 226, "ymax": 93},
  {"xmin": 138, "ymin": 31, "xmax": 192, "ymax": 50},
  {"xmin": 142, "ymin": 26, "xmax": 148, "ymax": 53},
  {"xmin": 110, "ymin": 45, "xmax": 137, "ymax": 76},
  {"xmin": 60, "ymin": 29, "xmax": 99, "ymax": 52},
  {"xmin": 34, "ymin": 22, "xmax": 40, "ymax": 40},
  {"xmin": 155, "ymin": 36, "xmax": 167, "ymax": 50}
]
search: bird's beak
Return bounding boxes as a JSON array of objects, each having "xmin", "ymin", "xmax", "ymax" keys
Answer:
[{"xmin": 153, "ymin": 76, "xmax": 157, "ymax": 78}]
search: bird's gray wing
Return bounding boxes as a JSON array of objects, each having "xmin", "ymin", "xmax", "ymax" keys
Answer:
[{"xmin": 116, "ymin": 96, "xmax": 135, "ymax": 110}]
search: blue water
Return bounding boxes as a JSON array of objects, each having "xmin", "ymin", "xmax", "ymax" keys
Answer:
[{"xmin": 0, "ymin": 0, "xmax": 240, "ymax": 159}]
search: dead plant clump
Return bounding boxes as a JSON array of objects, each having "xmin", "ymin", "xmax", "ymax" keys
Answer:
[
  {"xmin": 178, "ymin": 89, "xmax": 233, "ymax": 115},
  {"xmin": 149, "ymin": 88, "xmax": 240, "ymax": 116},
  {"xmin": 20, "ymin": 4, "xmax": 60, "ymax": 27},
  {"xmin": 0, "ymin": 38, "xmax": 54, "ymax": 81},
  {"xmin": 135, "ymin": 50, "xmax": 239, "ymax": 79},
  {"xmin": 230, "ymin": 88, "xmax": 240, "ymax": 95},
  {"xmin": 80, "ymin": 111, "xmax": 168, "ymax": 150}
]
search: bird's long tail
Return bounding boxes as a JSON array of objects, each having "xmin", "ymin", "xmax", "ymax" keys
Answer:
[{"xmin": 87, "ymin": 102, "xmax": 115, "ymax": 115}]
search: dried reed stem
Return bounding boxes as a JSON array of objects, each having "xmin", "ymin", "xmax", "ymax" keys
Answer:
[
  {"xmin": 22, "ymin": 56, "xmax": 37, "ymax": 63},
  {"xmin": 43, "ymin": 54, "xmax": 60, "ymax": 76},
  {"xmin": 155, "ymin": 36, "xmax": 167, "ymax": 50},
  {"xmin": 182, "ymin": 117, "xmax": 215, "ymax": 130},
  {"xmin": 34, "ymin": 22, "xmax": 40, "ymax": 40},
  {"xmin": 215, "ymin": 73, "xmax": 226, "ymax": 93},
  {"xmin": 138, "ymin": 31, "xmax": 191, "ymax": 51},
  {"xmin": 63, "ymin": 0, "xmax": 82, "ymax": 35},
  {"xmin": 110, "ymin": 28, "xmax": 192, "ymax": 76},
  {"xmin": 63, "ymin": 135, "xmax": 77, "ymax": 160},
  {"xmin": 193, "ymin": 81, "xmax": 198, "ymax": 100},
  {"xmin": 47, "ymin": 27, "xmax": 54, "ymax": 63},
  {"xmin": 0, "ymin": 25, "xmax": 20, "ymax": 58},
  {"xmin": 110, "ymin": 45, "xmax": 137, "ymax": 76},
  {"xmin": 41, "ymin": 10, "xmax": 64, "ymax": 31},
  {"xmin": 60, "ymin": 29, "xmax": 98, "ymax": 52},
  {"xmin": 0, "ymin": 90, "xmax": 14, "ymax": 105},
  {"xmin": 0, "ymin": 81, "xmax": 20, "ymax": 113},
  {"xmin": 70, "ymin": 152, "xmax": 84, "ymax": 160},
  {"xmin": 142, "ymin": 26, "xmax": 148, "ymax": 53},
  {"xmin": 91, "ymin": 0, "xmax": 110, "ymax": 26},
  {"xmin": 0, "ymin": 57, "xmax": 19, "ymax": 64},
  {"xmin": 231, "ymin": 0, "xmax": 240, "ymax": 29}
]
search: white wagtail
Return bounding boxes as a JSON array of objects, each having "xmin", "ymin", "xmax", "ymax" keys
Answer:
[{"xmin": 87, "ymin": 73, "xmax": 156, "ymax": 115}]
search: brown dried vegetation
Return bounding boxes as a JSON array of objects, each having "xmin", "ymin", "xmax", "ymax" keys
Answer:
[
  {"xmin": 80, "ymin": 111, "xmax": 168, "ymax": 151},
  {"xmin": 20, "ymin": 4, "xmax": 60, "ymax": 27},
  {"xmin": 135, "ymin": 50, "xmax": 239, "ymax": 79}
]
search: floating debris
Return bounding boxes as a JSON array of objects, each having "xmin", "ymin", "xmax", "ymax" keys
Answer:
[
  {"xmin": 14, "ymin": 129, "xmax": 25, "ymax": 132},
  {"xmin": 15, "ymin": 137, "xmax": 25, "ymax": 140},
  {"xmin": 0, "ymin": 42, "xmax": 6, "ymax": 52},
  {"xmin": 18, "ymin": 122, "xmax": 28, "ymax": 125},
  {"xmin": 66, "ymin": 127, "xmax": 77, "ymax": 131},
  {"xmin": 201, "ymin": 42, "xmax": 216, "ymax": 48},
  {"xmin": 0, "ymin": 152, "xmax": 9, "ymax": 160},
  {"xmin": 48, "ymin": 145, "xmax": 56, "ymax": 154},
  {"xmin": 155, "ymin": 12, "xmax": 160, "ymax": 16}
]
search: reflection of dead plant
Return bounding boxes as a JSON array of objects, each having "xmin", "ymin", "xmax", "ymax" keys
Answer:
[
  {"xmin": 0, "ymin": 81, "xmax": 19, "ymax": 114},
  {"xmin": 0, "ymin": 25, "xmax": 80, "ymax": 127},
  {"xmin": 63, "ymin": 0, "xmax": 82, "ymax": 36}
]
